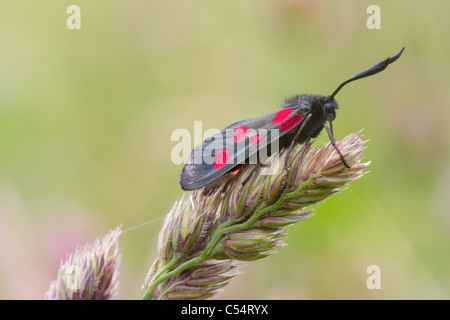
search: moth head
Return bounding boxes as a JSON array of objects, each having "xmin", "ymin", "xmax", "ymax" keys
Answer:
[{"xmin": 323, "ymin": 101, "xmax": 338, "ymax": 121}]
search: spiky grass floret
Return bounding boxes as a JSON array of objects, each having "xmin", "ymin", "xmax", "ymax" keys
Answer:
[
  {"xmin": 45, "ymin": 228, "xmax": 121, "ymax": 300},
  {"xmin": 143, "ymin": 132, "xmax": 369, "ymax": 300}
]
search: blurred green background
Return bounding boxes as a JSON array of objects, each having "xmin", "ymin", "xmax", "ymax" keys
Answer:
[{"xmin": 0, "ymin": 0, "xmax": 449, "ymax": 299}]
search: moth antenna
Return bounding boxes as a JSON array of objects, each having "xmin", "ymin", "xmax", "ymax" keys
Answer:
[{"xmin": 330, "ymin": 46, "xmax": 406, "ymax": 100}]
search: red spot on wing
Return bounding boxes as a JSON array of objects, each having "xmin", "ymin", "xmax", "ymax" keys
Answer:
[
  {"xmin": 272, "ymin": 109, "xmax": 294, "ymax": 125},
  {"xmin": 280, "ymin": 115, "xmax": 303, "ymax": 132},
  {"xmin": 272, "ymin": 109, "xmax": 303, "ymax": 132},
  {"xmin": 229, "ymin": 164, "xmax": 245, "ymax": 175},
  {"xmin": 234, "ymin": 125, "xmax": 249, "ymax": 142},
  {"xmin": 213, "ymin": 148, "xmax": 231, "ymax": 170},
  {"xmin": 250, "ymin": 134, "xmax": 262, "ymax": 145}
]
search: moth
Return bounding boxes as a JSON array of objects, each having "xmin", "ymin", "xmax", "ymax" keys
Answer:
[{"xmin": 180, "ymin": 47, "xmax": 405, "ymax": 191}]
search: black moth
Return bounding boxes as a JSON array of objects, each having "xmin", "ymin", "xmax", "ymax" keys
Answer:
[{"xmin": 180, "ymin": 47, "xmax": 405, "ymax": 191}]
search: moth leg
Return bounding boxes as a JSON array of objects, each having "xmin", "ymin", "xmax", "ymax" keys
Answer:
[
  {"xmin": 323, "ymin": 121, "xmax": 350, "ymax": 168},
  {"xmin": 284, "ymin": 113, "xmax": 312, "ymax": 170}
]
